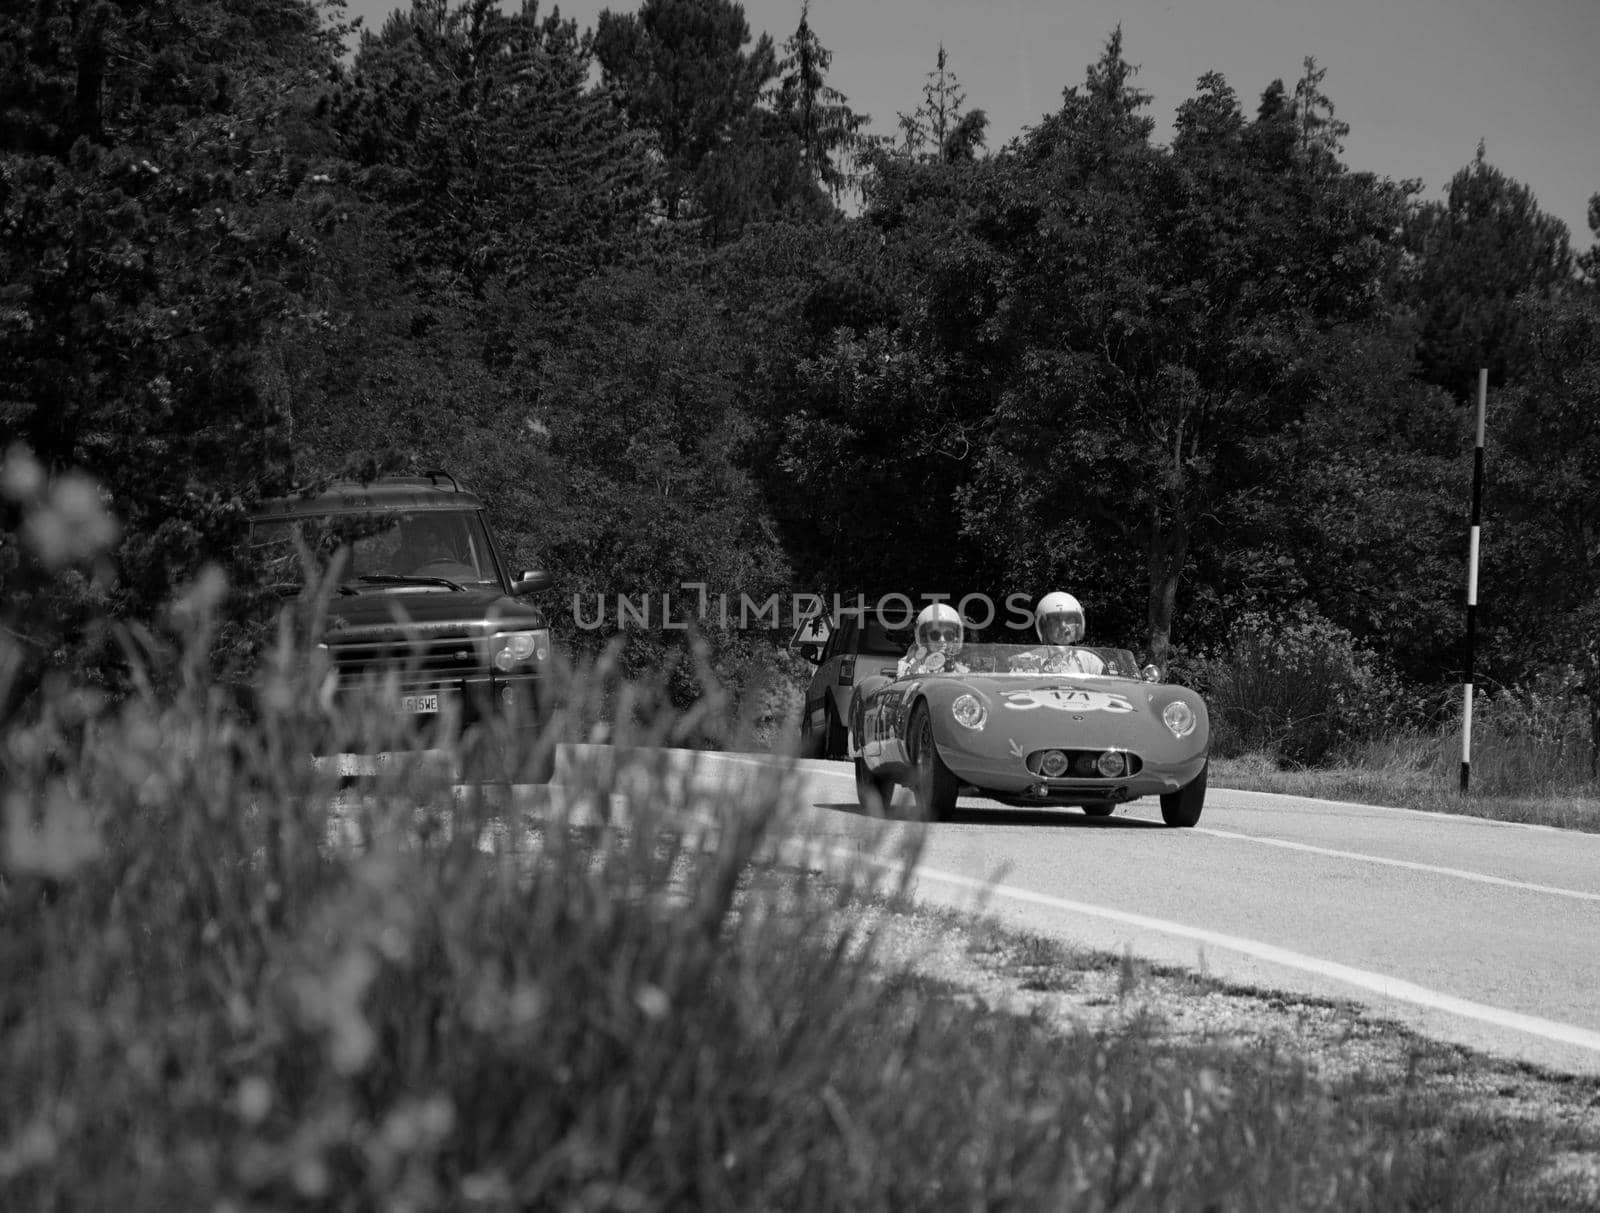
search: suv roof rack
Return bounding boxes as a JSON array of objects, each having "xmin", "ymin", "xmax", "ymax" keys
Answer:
[{"xmin": 421, "ymin": 468, "xmax": 461, "ymax": 492}]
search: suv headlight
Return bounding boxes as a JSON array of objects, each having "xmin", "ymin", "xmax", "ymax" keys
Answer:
[{"xmin": 492, "ymin": 628, "xmax": 551, "ymax": 671}]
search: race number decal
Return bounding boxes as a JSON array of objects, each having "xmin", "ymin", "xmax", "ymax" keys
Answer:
[{"xmin": 1001, "ymin": 688, "xmax": 1134, "ymax": 714}]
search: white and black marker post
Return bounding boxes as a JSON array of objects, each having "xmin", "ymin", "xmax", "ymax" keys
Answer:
[{"xmin": 1461, "ymin": 368, "xmax": 1488, "ymax": 795}]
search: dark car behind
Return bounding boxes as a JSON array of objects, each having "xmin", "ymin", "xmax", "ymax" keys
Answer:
[{"xmin": 249, "ymin": 472, "xmax": 554, "ymax": 779}]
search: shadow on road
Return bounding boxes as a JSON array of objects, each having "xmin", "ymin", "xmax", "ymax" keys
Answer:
[{"xmin": 811, "ymin": 801, "xmax": 1172, "ymax": 829}]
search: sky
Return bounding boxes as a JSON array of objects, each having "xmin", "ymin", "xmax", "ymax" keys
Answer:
[{"xmin": 342, "ymin": 0, "xmax": 1600, "ymax": 246}]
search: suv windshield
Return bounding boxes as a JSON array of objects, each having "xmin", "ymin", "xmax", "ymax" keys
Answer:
[
  {"xmin": 860, "ymin": 618, "xmax": 915, "ymax": 655},
  {"xmin": 253, "ymin": 509, "xmax": 504, "ymax": 592}
]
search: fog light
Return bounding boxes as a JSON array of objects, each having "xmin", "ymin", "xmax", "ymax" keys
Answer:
[
  {"xmin": 1096, "ymin": 751, "xmax": 1126, "ymax": 777},
  {"xmin": 1039, "ymin": 750, "xmax": 1069, "ymax": 777},
  {"xmin": 502, "ymin": 685, "xmax": 515, "ymax": 705}
]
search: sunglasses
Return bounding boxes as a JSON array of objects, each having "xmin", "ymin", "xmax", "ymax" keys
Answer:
[{"xmin": 927, "ymin": 628, "xmax": 962, "ymax": 643}]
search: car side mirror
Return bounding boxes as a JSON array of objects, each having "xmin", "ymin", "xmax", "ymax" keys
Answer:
[
  {"xmin": 513, "ymin": 569, "xmax": 553, "ymax": 595},
  {"xmin": 794, "ymin": 640, "xmax": 824, "ymax": 665}
]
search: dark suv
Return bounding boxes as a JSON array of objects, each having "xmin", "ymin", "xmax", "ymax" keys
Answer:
[
  {"xmin": 249, "ymin": 472, "xmax": 554, "ymax": 777},
  {"xmin": 791, "ymin": 608, "xmax": 912, "ymax": 759}
]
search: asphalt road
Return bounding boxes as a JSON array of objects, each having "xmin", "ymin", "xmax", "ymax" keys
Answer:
[{"xmin": 685, "ymin": 751, "xmax": 1600, "ymax": 1078}]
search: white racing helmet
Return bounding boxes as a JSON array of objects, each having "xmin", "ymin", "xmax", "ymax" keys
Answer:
[
  {"xmin": 1034, "ymin": 592, "xmax": 1085, "ymax": 645},
  {"xmin": 914, "ymin": 602, "xmax": 964, "ymax": 655}
]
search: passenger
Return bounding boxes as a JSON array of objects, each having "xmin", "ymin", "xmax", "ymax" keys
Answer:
[
  {"xmin": 898, "ymin": 603, "xmax": 969, "ymax": 677},
  {"xmin": 1010, "ymin": 592, "xmax": 1106, "ymax": 675}
]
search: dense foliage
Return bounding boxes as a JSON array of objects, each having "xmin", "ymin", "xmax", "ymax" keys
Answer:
[{"xmin": 3, "ymin": 0, "xmax": 1599, "ymax": 749}]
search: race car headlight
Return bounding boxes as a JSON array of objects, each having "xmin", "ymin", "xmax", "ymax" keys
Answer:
[
  {"xmin": 1096, "ymin": 750, "xmax": 1127, "ymax": 777},
  {"xmin": 1162, "ymin": 701, "xmax": 1197, "ymax": 738},
  {"xmin": 951, "ymin": 694, "xmax": 987, "ymax": 730},
  {"xmin": 492, "ymin": 628, "xmax": 551, "ymax": 671},
  {"xmin": 1039, "ymin": 749, "xmax": 1069, "ymax": 777}
]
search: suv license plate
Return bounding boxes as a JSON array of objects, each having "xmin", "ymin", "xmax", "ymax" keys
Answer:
[{"xmin": 401, "ymin": 693, "xmax": 440, "ymax": 714}]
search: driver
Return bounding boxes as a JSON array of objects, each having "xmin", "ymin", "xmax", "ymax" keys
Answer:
[
  {"xmin": 1010, "ymin": 592, "xmax": 1106, "ymax": 675},
  {"xmin": 394, "ymin": 514, "xmax": 466, "ymax": 575},
  {"xmin": 898, "ymin": 603, "xmax": 969, "ymax": 677}
]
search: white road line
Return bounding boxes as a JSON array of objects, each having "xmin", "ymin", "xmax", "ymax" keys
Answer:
[
  {"xmin": 903, "ymin": 860, "xmax": 1600, "ymax": 1057},
  {"xmin": 1195, "ymin": 827, "xmax": 1600, "ymax": 904},
  {"xmin": 1212, "ymin": 786, "xmax": 1600, "ymax": 836}
]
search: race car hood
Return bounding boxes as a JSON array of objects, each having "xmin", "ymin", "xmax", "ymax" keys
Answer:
[{"xmin": 911, "ymin": 669, "xmax": 1208, "ymax": 756}]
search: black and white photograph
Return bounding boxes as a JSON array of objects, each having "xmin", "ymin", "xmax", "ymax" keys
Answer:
[{"xmin": 4, "ymin": 0, "xmax": 1600, "ymax": 1206}]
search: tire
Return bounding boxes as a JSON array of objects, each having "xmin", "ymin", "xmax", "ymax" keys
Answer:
[
  {"xmin": 909, "ymin": 703, "xmax": 959, "ymax": 822},
  {"xmin": 1160, "ymin": 760, "xmax": 1207, "ymax": 827},
  {"xmin": 799, "ymin": 712, "xmax": 827, "ymax": 759},
  {"xmin": 854, "ymin": 754, "xmax": 897, "ymax": 815},
  {"xmin": 823, "ymin": 706, "xmax": 849, "ymax": 759},
  {"xmin": 1081, "ymin": 803, "xmax": 1116, "ymax": 818}
]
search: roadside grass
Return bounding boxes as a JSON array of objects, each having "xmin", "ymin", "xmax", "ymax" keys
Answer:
[
  {"xmin": 859, "ymin": 901, "xmax": 1600, "ymax": 1212},
  {"xmin": 1211, "ymin": 721, "xmax": 1600, "ymax": 833},
  {"xmin": 5, "ymin": 620, "xmax": 1600, "ymax": 1209}
]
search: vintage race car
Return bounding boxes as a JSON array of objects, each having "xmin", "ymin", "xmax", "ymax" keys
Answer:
[{"xmin": 848, "ymin": 644, "xmax": 1210, "ymax": 826}]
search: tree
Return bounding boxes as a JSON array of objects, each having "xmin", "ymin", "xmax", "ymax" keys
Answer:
[
  {"xmin": 1291, "ymin": 56, "xmax": 1349, "ymax": 168},
  {"xmin": 289, "ymin": 0, "xmax": 660, "ymax": 531},
  {"xmin": 896, "ymin": 44, "xmax": 987, "ymax": 164},
  {"xmin": 0, "ymin": 0, "xmax": 347, "ymax": 706},
  {"xmin": 953, "ymin": 41, "xmax": 1413, "ymax": 667},
  {"xmin": 771, "ymin": 1, "xmax": 869, "ymax": 203},
  {"xmin": 1402, "ymin": 144, "xmax": 1574, "ymax": 397},
  {"xmin": 329, "ymin": 0, "xmax": 654, "ymax": 297},
  {"xmin": 1581, "ymin": 192, "xmax": 1600, "ymax": 287},
  {"xmin": 593, "ymin": 0, "xmax": 782, "ymax": 231},
  {"xmin": 532, "ymin": 261, "xmax": 792, "ymax": 678},
  {"xmin": 1485, "ymin": 287, "xmax": 1600, "ymax": 761}
]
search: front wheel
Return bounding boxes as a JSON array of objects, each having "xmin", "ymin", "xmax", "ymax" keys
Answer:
[
  {"xmin": 909, "ymin": 703, "xmax": 959, "ymax": 822},
  {"xmin": 1160, "ymin": 761, "xmax": 1207, "ymax": 827}
]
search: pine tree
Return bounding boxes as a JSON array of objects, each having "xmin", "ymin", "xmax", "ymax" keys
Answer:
[
  {"xmin": 1026, "ymin": 26, "xmax": 1151, "ymax": 169},
  {"xmin": 1292, "ymin": 56, "xmax": 1349, "ymax": 168},
  {"xmin": 896, "ymin": 44, "xmax": 987, "ymax": 163},
  {"xmin": 1403, "ymin": 142, "xmax": 1575, "ymax": 394},
  {"xmin": 772, "ymin": 1, "xmax": 869, "ymax": 202},
  {"xmin": 593, "ymin": 0, "xmax": 778, "ymax": 224},
  {"xmin": 1173, "ymin": 71, "xmax": 1244, "ymax": 155},
  {"xmin": 1248, "ymin": 78, "xmax": 1298, "ymax": 168}
]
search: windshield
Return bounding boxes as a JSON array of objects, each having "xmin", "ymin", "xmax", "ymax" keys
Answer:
[
  {"xmin": 252, "ymin": 509, "xmax": 504, "ymax": 592},
  {"xmin": 896, "ymin": 644, "xmax": 1141, "ymax": 679},
  {"xmin": 860, "ymin": 618, "xmax": 915, "ymax": 655}
]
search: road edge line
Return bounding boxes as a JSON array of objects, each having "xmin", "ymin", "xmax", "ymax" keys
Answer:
[{"xmin": 901, "ymin": 859, "xmax": 1600, "ymax": 1057}]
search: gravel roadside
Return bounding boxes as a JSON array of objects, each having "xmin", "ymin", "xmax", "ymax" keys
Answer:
[{"xmin": 854, "ymin": 894, "xmax": 1600, "ymax": 1201}]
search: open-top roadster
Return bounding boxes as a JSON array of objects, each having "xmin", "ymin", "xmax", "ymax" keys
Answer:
[{"xmin": 848, "ymin": 644, "xmax": 1210, "ymax": 826}]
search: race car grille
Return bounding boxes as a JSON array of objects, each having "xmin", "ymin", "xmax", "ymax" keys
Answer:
[
  {"xmin": 1026, "ymin": 749, "xmax": 1144, "ymax": 778},
  {"xmin": 326, "ymin": 633, "xmax": 480, "ymax": 689}
]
